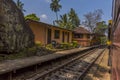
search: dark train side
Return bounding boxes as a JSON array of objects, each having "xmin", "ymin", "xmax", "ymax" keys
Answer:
[{"xmin": 110, "ymin": 0, "xmax": 120, "ymax": 80}]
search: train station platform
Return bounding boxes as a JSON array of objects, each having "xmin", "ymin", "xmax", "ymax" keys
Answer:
[{"xmin": 0, "ymin": 47, "xmax": 90, "ymax": 75}]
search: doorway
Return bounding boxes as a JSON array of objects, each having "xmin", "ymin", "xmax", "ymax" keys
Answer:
[
  {"xmin": 62, "ymin": 31, "xmax": 65, "ymax": 42},
  {"xmin": 47, "ymin": 28, "xmax": 51, "ymax": 44}
]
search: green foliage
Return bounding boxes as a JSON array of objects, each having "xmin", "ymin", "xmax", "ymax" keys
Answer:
[
  {"xmin": 46, "ymin": 44, "xmax": 54, "ymax": 50},
  {"xmin": 91, "ymin": 21, "xmax": 108, "ymax": 45},
  {"xmin": 50, "ymin": 0, "xmax": 62, "ymax": 21},
  {"xmin": 25, "ymin": 13, "xmax": 40, "ymax": 21},
  {"xmin": 60, "ymin": 43, "xmax": 70, "ymax": 49},
  {"xmin": 35, "ymin": 41, "xmax": 43, "ymax": 47},
  {"xmin": 16, "ymin": 0, "xmax": 26, "ymax": 12},
  {"xmin": 91, "ymin": 36, "xmax": 101, "ymax": 45},
  {"xmin": 58, "ymin": 14, "xmax": 72, "ymax": 29},
  {"xmin": 91, "ymin": 34, "xmax": 107, "ymax": 45},
  {"xmin": 72, "ymin": 41, "xmax": 79, "ymax": 48},
  {"xmin": 3, "ymin": 49, "xmax": 29, "ymax": 60},
  {"xmin": 58, "ymin": 8, "xmax": 80, "ymax": 30},
  {"xmin": 60, "ymin": 42, "xmax": 78, "ymax": 49},
  {"xmin": 68, "ymin": 8, "xmax": 80, "ymax": 29},
  {"xmin": 94, "ymin": 21, "xmax": 108, "ymax": 35},
  {"xmin": 0, "ymin": 47, "xmax": 37, "ymax": 61},
  {"xmin": 46, "ymin": 43, "xmax": 76, "ymax": 50},
  {"xmin": 27, "ymin": 47, "xmax": 37, "ymax": 56},
  {"xmin": 50, "ymin": 0, "xmax": 62, "ymax": 13},
  {"xmin": 100, "ymin": 37, "xmax": 107, "ymax": 44},
  {"xmin": 5, "ymin": 51, "xmax": 27, "ymax": 60}
]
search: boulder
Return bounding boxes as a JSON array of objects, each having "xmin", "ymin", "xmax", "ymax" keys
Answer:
[{"xmin": 0, "ymin": 0, "xmax": 34, "ymax": 53}]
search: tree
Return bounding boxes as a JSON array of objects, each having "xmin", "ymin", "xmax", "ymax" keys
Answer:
[
  {"xmin": 83, "ymin": 9, "xmax": 103, "ymax": 32},
  {"xmin": 58, "ymin": 14, "xmax": 68, "ymax": 28},
  {"xmin": 16, "ymin": 0, "xmax": 26, "ymax": 12},
  {"xmin": 25, "ymin": 13, "xmax": 40, "ymax": 21},
  {"xmin": 58, "ymin": 14, "xmax": 72, "ymax": 29},
  {"xmin": 50, "ymin": 0, "xmax": 62, "ymax": 22},
  {"xmin": 58, "ymin": 8, "xmax": 80, "ymax": 30},
  {"xmin": 68, "ymin": 8, "xmax": 80, "ymax": 29},
  {"xmin": 94, "ymin": 21, "xmax": 108, "ymax": 35},
  {"xmin": 92, "ymin": 21, "xmax": 108, "ymax": 45}
]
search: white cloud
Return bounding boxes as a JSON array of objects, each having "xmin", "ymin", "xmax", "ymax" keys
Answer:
[
  {"xmin": 40, "ymin": 14, "xmax": 48, "ymax": 19},
  {"xmin": 45, "ymin": 0, "xmax": 51, "ymax": 3}
]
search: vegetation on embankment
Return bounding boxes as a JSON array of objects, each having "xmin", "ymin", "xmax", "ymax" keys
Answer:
[
  {"xmin": 0, "ymin": 41, "xmax": 79, "ymax": 61},
  {"xmin": 0, "ymin": 45, "xmax": 55, "ymax": 61}
]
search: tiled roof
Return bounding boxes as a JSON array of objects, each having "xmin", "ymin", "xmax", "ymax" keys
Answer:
[
  {"xmin": 73, "ymin": 27, "xmax": 91, "ymax": 34},
  {"xmin": 26, "ymin": 19, "xmax": 73, "ymax": 32}
]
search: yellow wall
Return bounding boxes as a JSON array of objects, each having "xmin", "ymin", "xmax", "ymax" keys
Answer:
[
  {"xmin": 47, "ymin": 26, "xmax": 72, "ymax": 43},
  {"xmin": 73, "ymin": 34, "xmax": 91, "ymax": 47},
  {"xmin": 28, "ymin": 22, "xmax": 47, "ymax": 44},
  {"xmin": 28, "ymin": 21, "xmax": 72, "ymax": 45}
]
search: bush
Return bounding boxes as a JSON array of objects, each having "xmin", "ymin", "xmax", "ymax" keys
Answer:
[
  {"xmin": 5, "ymin": 48, "xmax": 29, "ymax": 60},
  {"xmin": 35, "ymin": 41, "xmax": 43, "ymax": 47},
  {"xmin": 26, "ymin": 46, "xmax": 37, "ymax": 56},
  {"xmin": 72, "ymin": 41, "xmax": 79, "ymax": 48},
  {"xmin": 60, "ymin": 43, "xmax": 68, "ymax": 49},
  {"xmin": 60, "ymin": 43, "xmax": 73, "ymax": 49},
  {"xmin": 46, "ymin": 44, "xmax": 53, "ymax": 50}
]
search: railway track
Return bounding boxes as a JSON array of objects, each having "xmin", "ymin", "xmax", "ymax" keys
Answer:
[
  {"xmin": 26, "ymin": 48, "xmax": 105, "ymax": 80},
  {"xmin": 12, "ymin": 48, "xmax": 95, "ymax": 80},
  {"xmin": 11, "ymin": 47, "xmax": 97, "ymax": 80}
]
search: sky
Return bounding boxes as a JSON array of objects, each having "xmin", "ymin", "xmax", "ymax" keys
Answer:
[{"xmin": 14, "ymin": 0, "xmax": 112, "ymax": 25}]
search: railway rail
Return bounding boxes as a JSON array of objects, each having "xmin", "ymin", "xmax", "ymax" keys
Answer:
[
  {"xmin": 15, "ymin": 49, "xmax": 97, "ymax": 80},
  {"xmin": 0, "ymin": 45, "xmax": 105, "ymax": 80},
  {"xmin": 26, "ymin": 48, "xmax": 105, "ymax": 80}
]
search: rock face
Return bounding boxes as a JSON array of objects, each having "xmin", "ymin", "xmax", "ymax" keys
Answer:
[{"xmin": 0, "ymin": 0, "xmax": 34, "ymax": 53}]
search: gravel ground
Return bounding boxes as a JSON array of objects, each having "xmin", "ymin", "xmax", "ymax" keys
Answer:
[{"xmin": 84, "ymin": 49, "xmax": 110, "ymax": 80}]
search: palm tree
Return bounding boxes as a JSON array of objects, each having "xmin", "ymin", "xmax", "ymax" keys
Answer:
[
  {"xmin": 50, "ymin": 0, "xmax": 62, "ymax": 22},
  {"xmin": 58, "ymin": 14, "xmax": 68, "ymax": 28},
  {"xmin": 58, "ymin": 14, "xmax": 72, "ymax": 30},
  {"xmin": 16, "ymin": 0, "xmax": 26, "ymax": 12},
  {"xmin": 68, "ymin": 8, "xmax": 80, "ymax": 29}
]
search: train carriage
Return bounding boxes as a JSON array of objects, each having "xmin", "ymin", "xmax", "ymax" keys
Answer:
[{"xmin": 110, "ymin": 0, "xmax": 120, "ymax": 80}]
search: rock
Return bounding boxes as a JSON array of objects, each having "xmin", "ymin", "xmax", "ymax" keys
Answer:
[{"xmin": 0, "ymin": 0, "xmax": 34, "ymax": 53}]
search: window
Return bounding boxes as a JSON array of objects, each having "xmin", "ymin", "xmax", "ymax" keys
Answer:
[
  {"xmin": 67, "ymin": 32, "xmax": 69, "ymax": 42},
  {"xmin": 74, "ymin": 34, "xmax": 79, "ymax": 38},
  {"xmin": 62, "ymin": 31, "xmax": 65, "ymax": 42},
  {"xmin": 54, "ymin": 30, "xmax": 60, "ymax": 39},
  {"xmin": 74, "ymin": 34, "xmax": 83, "ymax": 38},
  {"xmin": 79, "ymin": 34, "xmax": 83, "ymax": 38},
  {"xmin": 87, "ymin": 35, "xmax": 90, "ymax": 39}
]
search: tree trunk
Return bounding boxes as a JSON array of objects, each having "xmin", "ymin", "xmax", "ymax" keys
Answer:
[{"xmin": 55, "ymin": 12, "xmax": 58, "ymax": 23}]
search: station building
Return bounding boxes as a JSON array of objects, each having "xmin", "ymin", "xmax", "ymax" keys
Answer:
[
  {"xmin": 73, "ymin": 27, "xmax": 91, "ymax": 47},
  {"xmin": 26, "ymin": 20, "xmax": 92, "ymax": 47},
  {"xmin": 26, "ymin": 19, "xmax": 73, "ymax": 45}
]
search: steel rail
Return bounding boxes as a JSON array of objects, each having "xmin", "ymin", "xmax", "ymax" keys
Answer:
[{"xmin": 26, "ymin": 48, "xmax": 100, "ymax": 80}]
